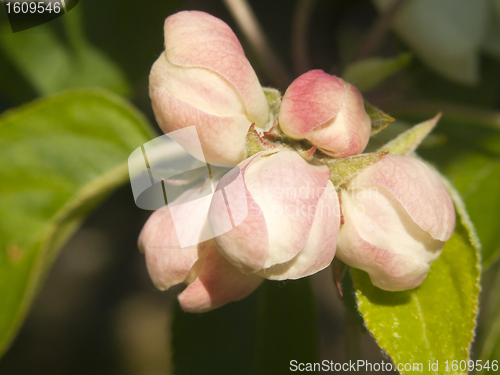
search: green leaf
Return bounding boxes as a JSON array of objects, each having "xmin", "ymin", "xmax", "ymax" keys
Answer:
[
  {"xmin": 0, "ymin": 8, "xmax": 130, "ymax": 97},
  {"xmin": 255, "ymin": 279, "xmax": 319, "ymax": 374},
  {"xmin": 371, "ymin": 0, "xmax": 487, "ymax": 85},
  {"xmin": 365, "ymin": 101, "xmax": 395, "ymax": 135},
  {"xmin": 0, "ymin": 89, "xmax": 155, "ymax": 358},
  {"xmin": 352, "ymin": 219, "xmax": 480, "ymax": 374},
  {"xmin": 342, "ymin": 53, "xmax": 412, "ymax": 92},
  {"xmin": 378, "ymin": 114, "xmax": 441, "ymax": 155}
]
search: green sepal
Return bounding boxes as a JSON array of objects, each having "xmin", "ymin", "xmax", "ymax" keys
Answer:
[
  {"xmin": 262, "ymin": 87, "xmax": 281, "ymax": 131},
  {"xmin": 366, "ymin": 101, "xmax": 395, "ymax": 136},
  {"xmin": 323, "ymin": 151, "xmax": 388, "ymax": 189},
  {"xmin": 378, "ymin": 113, "xmax": 441, "ymax": 155},
  {"xmin": 245, "ymin": 124, "xmax": 278, "ymax": 158}
]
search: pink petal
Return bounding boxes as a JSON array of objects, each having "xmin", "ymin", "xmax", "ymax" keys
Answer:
[
  {"xmin": 208, "ymin": 165, "xmax": 249, "ymax": 237},
  {"xmin": 257, "ymin": 181, "xmax": 340, "ymax": 280},
  {"xmin": 151, "ymin": 87, "xmax": 250, "ymax": 164},
  {"xmin": 279, "ymin": 70, "xmax": 345, "ymax": 138},
  {"xmin": 150, "ymin": 55, "xmax": 246, "ymax": 118},
  {"xmin": 209, "ymin": 154, "xmax": 270, "ymax": 273},
  {"xmin": 345, "ymin": 183, "xmax": 444, "ymax": 261},
  {"xmin": 307, "ymin": 83, "xmax": 371, "ymax": 157},
  {"xmin": 163, "ymin": 11, "xmax": 268, "ymax": 126},
  {"xmin": 211, "ymin": 150, "xmax": 333, "ymax": 274},
  {"xmin": 138, "ymin": 183, "xmax": 217, "ymax": 290},
  {"xmin": 139, "ymin": 208, "xmax": 207, "ymax": 291},
  {"xmin": 348, "ymin": 154, "xmax": 455, "ymax": 241},
  {"xmin": 178, "ymin": 248, "xmax": 263, "ymax": 313}
]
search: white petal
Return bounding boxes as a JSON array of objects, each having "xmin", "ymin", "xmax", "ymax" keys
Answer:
[
  {"xmin": 346, "ymin": 154, "xmax": 455, "ymax": 241},
  {"xmin": 151, "ymin": 87, "xmax": 250, "ymax": 164},
  {"xmin": 244, "ymin": 150, "xmax": 331, "ymax": 268},
  {"xmin": 257, "ymin": 181, "xmax": 340, "ymax": 280},
  {"xmin": 138, "ymin": 184, "xmax": 215, "ymax": 290},
  {"xmin": 139, "ymin": 209, "xmax": 204, "ymax": 291},
  {"xmin": 163, "ymin": 11, "xmax": 269, "ymax": 126},
  {"xmin": 337, "ymin": 190, "xmax": 434, "ymax": 291},
  {"xmin": 209, "ymin": 154, "xmax": 270, "ymax": 273},
  {"xmin": 150, "ymin": 55, "xmax": 245, "ymax": 117}
]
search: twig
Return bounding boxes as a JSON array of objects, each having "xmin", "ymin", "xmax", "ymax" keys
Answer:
[
  {"xmin": 382, "ymin": 101, "xmax": 500, "ymax": 131},
  {"xmin": 223, "ymin": 0, "xmax": 293, "ymax": 89},
  {"xmin": 292, "ymin": 0, "xmax": 318, "ymax": 75},
  {"xmin": 354, "ymin": 0, "xmax": 405, "ymax": 61}
]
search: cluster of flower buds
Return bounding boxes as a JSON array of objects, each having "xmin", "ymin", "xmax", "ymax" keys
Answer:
[{"xmin": 140, "ymin": 10, "xmax": 456, "ymax": 312}]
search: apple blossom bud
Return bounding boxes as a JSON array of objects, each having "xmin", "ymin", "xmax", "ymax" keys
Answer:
[
  {"xmin": 149, "ymin": 11, "xmax": 270, "ymax": 164},
  {"xmin": 337, "ymin": 154, "xmax": 456, "ymax": 291},
  {"xmin": 279, "ymin": 70, "xmax": 371, "ymax": 157},
  {"xmin": 208, "ymin": 149, "xmax": 341, "ymax": 280},
  {"xmin": 138, "ymin": 184, "xmax": 262, "ymax": 313}
]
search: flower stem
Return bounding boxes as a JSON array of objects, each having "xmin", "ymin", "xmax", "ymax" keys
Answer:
[
  {"xmin": 223, "ymin": 0, "xmax": 293, "ymax": 89},
  {"xmin": 382, "ymin": 101, "xmax": 500, "ymax": 131},
  {"xmin": 292, "ymin": 0, "xmax": 317, "ymax": 76},
  {"xmin": 353, "ymin": 0, "xmax": 405, "ymax": 61},
  {"xmin": 337, "ymin": 269, "xmax": 364, "ymax": 363}
]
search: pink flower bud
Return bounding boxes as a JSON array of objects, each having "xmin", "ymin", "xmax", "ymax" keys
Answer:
[
  {"xmin": 337, "ymin": 154, "xmax": 456, "ymax": 291},
  {"xmin": 149, "ymin": 11, "xmax": 269, "ymax": 164},
  {"xmin": 138, "ymin": 185, "xmax": 262, "ymax": 313},
  {"xmin": 279, "ymin": 70, "xmax": 371, "ymax": 157},
  {"xmin": 208, "ymin": 149, "xmax": 341, "ymax": 280}
]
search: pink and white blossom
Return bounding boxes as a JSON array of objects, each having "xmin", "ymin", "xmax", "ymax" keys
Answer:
[
  {"xmin": 208, "ymin": 149, "xmax": 341, "ymax": 280},
  {"xmin": 337, "ymin": 154, "xmax": 456, "ymax": 291},
  {"xmin": 279, "ymin": 70, "xmax": 371, "ymax": 157},
  {"xmin": 149, "ymin": 11, "xmax": 269, "ymax": 164}
]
